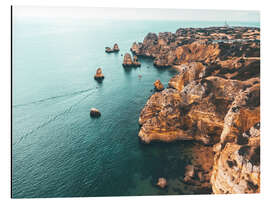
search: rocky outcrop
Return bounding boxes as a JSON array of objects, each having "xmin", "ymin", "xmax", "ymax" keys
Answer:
[
  {"xmin": 105, "ymin": 43, "xmax": 120, "ymax": 53},
  {"xmin": 90, "ymin": 108, "xmax": 101, "ymax": 117},
  {"xmin": 94, "ymin": 68, "xmax": 104, "ymax": 80},
  {"xmin": 122, "ymin": 53, "xmax": 133, "ymax": 67},
  {"xmin": 153, "ymin": 80, "xmax": 164, "ymax": 91},
  {"xmin": 122, "ymin": 53, "xmax": 141, "ymax": 67},
  {"xmin": 211, "ymin": 84, "xmax": 260, "ymax": 194},
  {"xmin": 156, "ymin": 177, "xmax": 167, "ymax": 189}
]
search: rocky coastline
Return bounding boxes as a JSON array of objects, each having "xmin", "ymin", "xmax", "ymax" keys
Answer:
[{"xmin": 134, "ymin": 26, "xmax": 260, "ymax": 194}]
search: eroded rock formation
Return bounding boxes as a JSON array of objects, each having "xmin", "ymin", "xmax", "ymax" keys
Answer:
[{"xmin": 122, "ymin": 53, "xmax": 141, "ymax": 67}]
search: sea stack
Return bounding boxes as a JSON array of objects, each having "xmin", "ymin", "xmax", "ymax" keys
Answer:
[
  {"xmin": 122, "ymin": 53, "xmax": 133, "ymax": 67},
  {"xmin": 122, "ymin": 53, "xmax": 141, "ymax": 67},
  {"xmin": 156, "ymin": 177, "xmax": 167, "ymax": 189},
  {"xmin": 132, "ymin": 55, "xmax": 141, "ymax": 67},
  {"xmin": 105, "ymin": 43, "xmax": 120, "ymax": 53},
  {"xmin": 94, "ymin": 68, "xmax": 104, "ymax": 80},
  {"xmin": 113, "ymin": 43, "xmax": 120, "ymax": 52},
  {"xmin": 90, "ymin": 108, "xmax": 101, "ymax": 118},
  {"xmin": 130, "ymin": 42, "xmax": 140, "ymax": 55},
  {"xmin": 154, "ymin": 80, "xmax": 164, "ymax": 91}
]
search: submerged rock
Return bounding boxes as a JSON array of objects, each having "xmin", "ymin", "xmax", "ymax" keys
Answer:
[
  {"xmin": 156, "ymin": 177, "xmax": 167, "ymax": 188},
  {"xmin": 94, "ymin": 68, "xmax": 104, "ymax": 80},
  {"xmin": 90, "ymin": 108, "xmax": 101, "ymax": 117}
]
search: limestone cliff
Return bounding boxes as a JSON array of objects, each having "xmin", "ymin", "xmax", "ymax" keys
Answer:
[{"xmin": 136, "ymin": 26, "xmax": 260, "ymax": 194}]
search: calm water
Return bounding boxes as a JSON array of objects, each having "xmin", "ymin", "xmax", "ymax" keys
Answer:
[{"xmin": 12, "ymin": 18, "xmax": 259, "ymax": 198}]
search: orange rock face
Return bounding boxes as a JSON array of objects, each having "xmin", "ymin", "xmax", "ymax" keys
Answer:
[
  {"xmin": 174, "ymin": 40, "xmax": 220, "ymax": 65},
  {"xmin": 169, "ymin": 62, "xmax": 206, "ymax": 92},
  {"xmin": 153, "ymin": 80, "xmax": 164, "ymax": 91}
]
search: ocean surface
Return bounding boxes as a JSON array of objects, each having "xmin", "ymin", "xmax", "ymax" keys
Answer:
[{"xmin": 12, "ymin": 18, "xmax": 259, "ymax": 198}]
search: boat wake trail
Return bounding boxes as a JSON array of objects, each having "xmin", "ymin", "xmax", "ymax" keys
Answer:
[
  {"xmin": 13, "ymin": 88, "xmax": 96, "ymax": 108},
  {"xmin": 13, "ymin": 89, "xmax": 97, "ymax": 146}
]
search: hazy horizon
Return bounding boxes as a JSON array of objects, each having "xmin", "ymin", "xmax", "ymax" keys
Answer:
[{"xmin": 13, "ymin": 6, "xmax": 260, "ymax": 22}]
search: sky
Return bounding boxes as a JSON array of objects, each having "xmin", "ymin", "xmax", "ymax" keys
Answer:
[{"xmin": 13, "ymin": 6, "xmax": 260, "ymax": 22}]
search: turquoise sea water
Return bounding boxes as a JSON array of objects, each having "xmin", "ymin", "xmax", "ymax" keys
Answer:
[{"xmin": 12, "ymin": 18, "xmax": 259, "ymax": 198}]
